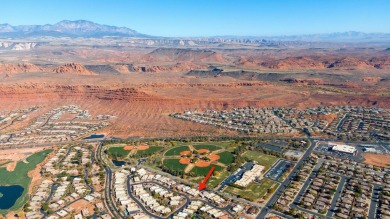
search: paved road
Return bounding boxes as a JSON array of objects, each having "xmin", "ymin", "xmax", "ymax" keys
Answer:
[
  {"xmin": 139, "ymin": 164, "xmax": 256, "ymax": 208},
  {"xmin": 0, "ymin": 109, "xmax": 38, "ymax": 131},
  {"xmin": 4, "ymin": 112, "xmax": 57, "ymax": 142},
  {"xmin": 41, "ymin": 146, "xmax": 97, "ymax": 219},
  {"xmin": 40, "ymin": 146, "xmax": 71, "ymax": 219},
  {"xmin": 39, "ymin": 183, "xmax": 59, "ymax": 218},
  {"xmin": 369, "ymin": 184, "xmax": 381, "ymax": 219},
  {"xmin": 139, "ymin": 164, "xmax": 197, "ymax": 188},
  {"xmin": 326, "ymin": 176, "xmax": 347, "ymax": 218},
  {"xmin": 266, "ymin": 159, "xmax": 292, "ymax": 182},
  {"xmin": 288, "ymin": 160, "xmax": 332, "ymax": 219},
  {"xmin": 97, "ymin": 143, "xmax": 126, "ymax": 219},
  {"xmin": 336, "ymin": 113, "xmax": 348, "ymax": 132},
  {"xmin": 217, "ymin": 162, "xmax": 254, "ymax": 191},
  {"xmin": 291, "ymin": 203, "xmax": 329, "ymax": 218},
  {"xmin": 2, "ymin": 134, "xmax": 386, "ymax": 218},
  {"xmin": 126, "ymin": 179, "xmax": 190, "ymax": 219},
  {"xmin": 316, "ymin": 168, "xmax": 385, "ymax": 219},
  {"xmin": 84, "ymin": 148, "xmax": 95, "ymax": 193},
  {"xmin": 291, "ymin": 159, "xmax": 323, "ymax": 206},
  {"xmin": 127, "ymin": 179, "xmax": 235, "ymax": 218},
  {"xmin": 285, "ymin": 158, "xmax": 346, "ymax": 219},
  {"xmin": 257, "ymin": 138, "xmax": 317, "ymax": 219},
  {"xmin": 0, "ymin": 116, "xmax": 20, "ymax": 131},
  {"xmin": 1, "ymin": 135, "xmax": 384, "ymax": 151},
  {"xmin": 6, "ymin": 133, "xmax": 13, "ymax": 143},
  {"xmin": 271, "ymin": 210, "xmax": 295, "ymax": 219}
]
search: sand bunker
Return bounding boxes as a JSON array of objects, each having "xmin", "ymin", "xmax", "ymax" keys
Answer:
[
  {"xmin": 195, "ymin": 160, "xmax": 210, "ymax": 167},
  {"xmin": 180, "ymin": 150, "xmax": 191, "ymax": 156},
  {"xmin": 197, "ymin": 149, "xmax": 210, "ymax": 154},
  {"xmin": 179, "ymin": 158, "xmax": 191, "ymax": 164},
  {"xmin": 5, "ymin": 161, "xmax": 17, "ymax": 172}
]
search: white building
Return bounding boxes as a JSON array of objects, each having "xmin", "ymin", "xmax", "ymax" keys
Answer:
[
  {"xmin": 330, "ymin": 143, "xmax": 357, "ymax": 154},
  {"xmin": 235, "ymin": 164, "xmax": 265, "ymax": 187}
]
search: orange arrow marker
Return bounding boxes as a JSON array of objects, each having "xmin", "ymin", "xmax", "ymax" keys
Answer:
[{"xmin": 198, "ymin": 166, "xmax": 215, "ymax": 191}]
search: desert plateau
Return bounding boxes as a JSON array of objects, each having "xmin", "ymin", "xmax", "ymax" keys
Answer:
[
  {"xmin": 0, "ymin": 2, "xmax": 389, "ymax": 218},
  {"xmin": 0, "ymin": 24, "xmax": 389, "ymax": 137}
]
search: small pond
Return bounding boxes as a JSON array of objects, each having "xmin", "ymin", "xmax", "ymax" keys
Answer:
[
  {"xmin": 0, "ymin": 185, "xmax": 24, "ymax": 209},
  {"xmin": 84, "ymin": 134, "xmax": 105, "ymax": 139},
  {"xmin": 112, "ymin": 160, "xmax": 127, "ymax": 166}
]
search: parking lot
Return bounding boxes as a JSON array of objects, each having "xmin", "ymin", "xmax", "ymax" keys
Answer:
[
  {"xmin": 218, "ymin": 162, "xmax": 254, "ymax": 190},
  {"xmin": 265, "ymin": 160, "xmax": 291, "ymax": 182},
  {"xmin": 257, "ymin": 143, "xmax": 284, "ymax": 153},
  {"xmin": 284, "ymin": 150, "xmax": 303, "ymax": 159},
  {"xmin": 314, "ymin": 141, "xmax": 364, "ymax": 162},
  {"xmin": 358, "ymin": 143, "xmax": 390, "ymax": 154}
]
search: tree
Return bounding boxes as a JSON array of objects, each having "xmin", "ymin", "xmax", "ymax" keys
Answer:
[
  {"xmin": 267, "ymin": 187, "xmax": 275, "ymax": 194},
  {"xmin": 42, "ymin": 202, "xmax": 49, "ymax": 211},
  {"xmin": 23, "ymin": 202, "xmax": 31, "ymax": 212}
]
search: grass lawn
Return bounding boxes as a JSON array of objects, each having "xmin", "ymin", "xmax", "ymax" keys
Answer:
[
  {"xmin": 190, "ymin": 165, "xmax": 223, "ymax": 176},
  {"xmin": 190, "ymin": 169, "xmax": 230, "ymax": 188},
  {"xmin": 162, "ymin": 159, "xmax": 187, "ymax": 172},
  {"xmin": 0, "ymin": 149, "xmax": 52, "ymax": 214},
  {"xmin": 210, "ymin": 141, "xmax": 235, "ymax": 149},
  {"xmin": 243, "ymin": 151, "xmax": 278, "ymax": 170},
  {"xmin": 224, "ymin": 178, "xmax": 277, "ymax": 201},
  {"xmin": 217, "ymin": 151, "xmax": 234, "ymax": 165},
  {"xmin": 164, "ymin": 146, "xmax": 189, "ymax": 156},
  {"xmin": 193, "ymin": 144, "xmax": 221, "ymax": 152},
  {"xmin": 135, "ymin": 146, "xmax": 163, "ymax": 157},
  {"xmin": 207, "ymin": 170, "xmax": 230, "ymax": 189},
  {"xmin": 107, "ymin": 147, "xmax": 130, "ymax": 158}
]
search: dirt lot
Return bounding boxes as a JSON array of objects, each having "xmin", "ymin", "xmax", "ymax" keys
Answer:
[
  {"xmin": 179, "ymin": 157, "xmax": 191, "ymax": 164},
  {"xmin": 197, "ymin": 149, "xmax": 210, "ymax": 154},
  {"xmin": 137, "ymin": 145, "xmax": 149, "ymax": 150},
  {"xmin": 195, "ymin": 160, "xmax": 210, "ymax": 167},
  {"xmin": 69, "ymin": 199, "xmax": 95, "ymax": 215},
  {"xmin": 363, "ymin": 153, "xmax": 390, "ymax": 168},
  {"xmin": 124, "ymin": 145, "xmax": 135, "ymax": 150},
  {"xmin": 124, "ymin": 145, "xmax": 149, "ymax": 152},
  {"xmin": 180, "ymin": 150, "xmax": 191, "ymax": 156},
  {"xmin": 208, "ymin": 154, "xmax": 220, "ymax": 162},
  {"xmin": 0, "ymin": 147, "xmax": 51, "ymax": 171},
  {"xmin": 0, "ymin": 147, "xmax": 48, "ymax": 161}
]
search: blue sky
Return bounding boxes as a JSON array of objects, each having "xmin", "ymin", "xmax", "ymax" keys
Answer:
[{"xmin": 2, "ymin": 0, "xmax": 389, "ymax": 37}]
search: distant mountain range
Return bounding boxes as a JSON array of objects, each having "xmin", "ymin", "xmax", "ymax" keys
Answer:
[
  {"xmin": 0, "ymin": 20, "xmax": 389, "ymax": 42},
  {"xmin": 0, "ymin": 20, "xmax": 149, "ymax": 38},
  {"xmin": 242, "ymin": 31, "xmax": 390, "ymax": 42}
]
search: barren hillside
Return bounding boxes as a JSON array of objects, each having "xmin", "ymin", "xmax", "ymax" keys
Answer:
[{"xmin": 0, "ymin": 37, "xmax": 389, "ymax": 137}]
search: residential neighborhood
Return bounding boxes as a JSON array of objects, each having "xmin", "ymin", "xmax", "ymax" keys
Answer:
[
  {"xmin": 0, "ymin": 105, "xmax": 110, "ymax": 147},
  {"xmin": 0, "ymin": 105, "xmax": 388, "ymax": 219},
  {"xmin": 172, "ymin": 106, "xmax": 390, "ymax": 141}
]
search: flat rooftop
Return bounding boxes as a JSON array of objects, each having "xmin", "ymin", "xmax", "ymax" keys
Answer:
[{"xmin": 332, "ymin": 144, "xmax": 357, "ymax": 154}]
